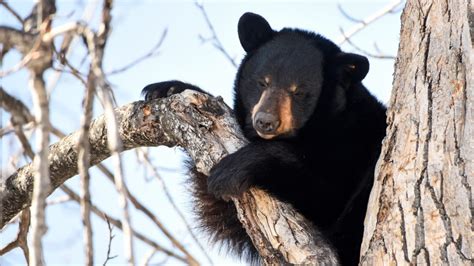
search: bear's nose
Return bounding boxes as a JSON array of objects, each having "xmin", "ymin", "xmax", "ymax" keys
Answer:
[{"xmin": 254, "ymin": 112, "xmax": 280, "ymax": 134}]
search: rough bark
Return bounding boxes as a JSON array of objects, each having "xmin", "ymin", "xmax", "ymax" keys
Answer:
[
  {"xmin": 360, "ymin": 0, "xmax": 474, "ymax": 265},
  {"xmin": 0, "ymin": 90, "xmax": 336, "ymax": 264}
]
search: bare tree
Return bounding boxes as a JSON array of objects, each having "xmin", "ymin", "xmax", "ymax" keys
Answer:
[{"xmin": 0, "ymin": 1, "xmax": 199, "ymax": 264}]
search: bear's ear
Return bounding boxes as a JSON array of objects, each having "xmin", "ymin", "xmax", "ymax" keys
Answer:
[
  {"xmin": 335, "ymin": 53, "xmax": 369, "ymax": 83},
  {"xmin": 238, "ymin": 12, "xmax": 274, "ymax": 53}
]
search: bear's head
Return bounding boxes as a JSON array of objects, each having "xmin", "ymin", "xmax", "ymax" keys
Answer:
[{"xmin": 235, "ymin": 12, "xmax": 370, "ymax": 140}]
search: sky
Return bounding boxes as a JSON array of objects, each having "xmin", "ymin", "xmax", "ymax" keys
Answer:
[{"xmin": 1, "ymin": 0, "xmax": 402, "ymax": 265}]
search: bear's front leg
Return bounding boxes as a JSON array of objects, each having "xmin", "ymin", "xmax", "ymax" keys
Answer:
[{"xmin": 208, "ymin": 141, "xmax": 304, "ymax": 200}]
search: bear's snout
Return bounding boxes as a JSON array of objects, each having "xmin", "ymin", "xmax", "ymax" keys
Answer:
[{"xmin": 254, "ymin": 112, "xmax": 280, "ymax": 135}]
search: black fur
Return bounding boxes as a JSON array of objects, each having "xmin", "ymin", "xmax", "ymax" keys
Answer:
[
  {"xmin": 187, "ymin": 163, "xmax": 259, "ymax": 262},
  {"xmin": 142, "ymin": 12, "xmax": 387, "ymax": 265}
]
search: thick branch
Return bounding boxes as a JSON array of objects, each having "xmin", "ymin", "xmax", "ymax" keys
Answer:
[{"xmin": 1, "ymin": 90, "xmax": 336, "ymax": 264}]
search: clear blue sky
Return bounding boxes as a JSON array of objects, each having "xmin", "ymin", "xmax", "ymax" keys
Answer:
[{"xmin": 1, "ymin": 1, "xmax": 402, "ymax": 265}]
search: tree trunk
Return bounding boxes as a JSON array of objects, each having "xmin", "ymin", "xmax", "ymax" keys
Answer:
[{"xmin": 360, "ymin": 0, "xmax": 473, "ymax": 265}]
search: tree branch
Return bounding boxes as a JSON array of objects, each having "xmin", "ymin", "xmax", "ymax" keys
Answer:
[
  {"xmin": 28, "ymin": 70, "xmax": 51, "ymax": 266},
  {"xmin": 1, "ymin": 90, "xmax": 337, "ymax": 264},
  {"xmin": 336, "ymin": 0, "xmax": 404, "ymax": 45},
  {"xmin": 58, "ymin": 184, "xmax": 187, "ymax": 263},
  {"xmin": 0, "ymin": 2, "xmax": 25, "ymax": 26}
]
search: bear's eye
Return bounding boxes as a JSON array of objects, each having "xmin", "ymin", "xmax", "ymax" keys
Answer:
[
  {"xmin": 257, "ymin": 78, "xmax": 269, "ymax": 88},
  {"xmin": 289, "ymin": 84, "xmax": 298, "ymax": 94}
]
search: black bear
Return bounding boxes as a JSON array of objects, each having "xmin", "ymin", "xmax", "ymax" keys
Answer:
[{"xmin": 143, "ymin": 12, "xmax": 387, "ymax": 265}]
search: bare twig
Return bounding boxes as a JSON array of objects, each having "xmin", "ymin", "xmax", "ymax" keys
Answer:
[
  {"xmin": 0, "ymin": 87, "xmax": 34, "ymax": 124},
  {"xmin": 0, "ymin": 1, "xmax": 25, "ymax": 26},
  {"xmin": 94, "ymin": 48, "xmax": 136, "ymax": 266},
  {"xmin": 0, "ymin": 87, "xmax": 35, "ymax": 161},
  {"xmin": 41, "ymin": 21, "xmax": 86, "ymax": 42},
  {"xmin": 47, "ymin": 0, "xmax": 99, "ymax": 95},
  {"xmin": 97, "ymin": 154, "xmax": 199, "ymax": 265},
  {"xmin": 58, "ymin": 185, "xmax": 187, "ymax": 263},
  {"xmin": 77, "ymin": 73, "xmax": 96, "ymax": 266},
  {"xmin": 3, "ymin": 118, "xmax": 50, "ymax": 266},
  {"xmin": 0, "ymin": 209, "xmax": 30, "ymax": 262},
  {"xmin": 195, "ymin": 1, "xmax": 237, "ymax": 68},
  {"xmin": 0, "ymin": 9, "xmax": 56, "ymax": 77},
  {"xmin": 338, "ymin": 28, "xmax": 396, "ymax": 59},
  {"xmin": 12, "ymin": 9, "xmax": 56, "ymax": 265},
  {"xmin": 22, "ymin": 0, "xmax": 56, "ymax": 34},
  {"xmin": 0, "ymin": 124, "xmax": 15, "ymax": 137},
  {"xmin": 12, "ymin": 122, "xmax": 35, "ymax": 159},
  {"xmin": 337, "ymin": 3, "xmax": 364, "ymax": 23},
  {"xmin": 0, "ymin": 34, "xmax": 43, "ymax": 77},
  {"xmin": 50, "ymin": 62, "xmax": 87, "ymax": 86},
  {"xmin": 2, "ymin": 12, "xmax": 55, "ymax": 265},
  {"xmin": 0, "ymin": 87, "xmax": 36, "ymax": 158},
  {"xmin": 106, "ymin": 29, "xmax": 167, "ymax": 75},
  {"xmin": 18, "ymin": 209, "xmax": 31, "ymax": 261},
  {"xmin": 99, "ymin": 52, "xmax": 136, "ymax": 266},
  {"xmin": 373, "ymin": 42, "xmax": 391, "ymax": 56},
  {"xmin": 336, "ymin": 0, "xmax": 404, "ymax": 45},
  {"xmin": 0, "ymin": 26, "xmax": 36, "ymax": 56},
  {"xmin": 103, "ymin": 216, "xmax": 117, "ymax": 266},
  {"xmin": 138, "ymin": 148, "xmax": 213, "ymax": 265},
  {"xmin": 46, "ymin": 195, "xmax": 71, "ymax": 205},
  {"xmin": 28, "ymin": 72, "xmax": 50, "ymax": 266},
  {"xmin": 86, "ymin": 1, "xmax": 135, "ymax": 264},
  {"xmin": 140, "ymin": 249, "xmax": 157, "ymax": 266},
  {"xmin": 0, "ymin": 87, "xmax": 62, "ymax": 140}
]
